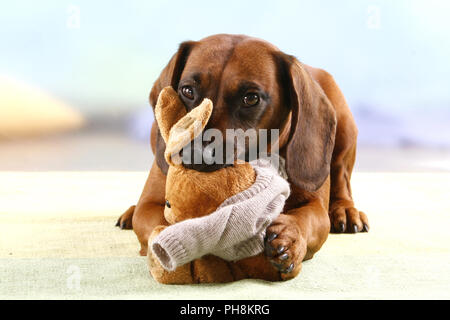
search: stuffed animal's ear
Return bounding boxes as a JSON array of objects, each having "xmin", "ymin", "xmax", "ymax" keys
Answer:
[
  {"xmin": 275, "ymin": 53, "xmax": 337, "ymax": 192},
  {"xmin": 164, "ymin": 97, "xmax": 213, "ymax": 165},
  {"xmin": 149, "ymin": 41, "xmax": 196, "ymax": 174},
  {"xmin": 154, "ymin": 86, "xmax": 187, "ymax": 143}
]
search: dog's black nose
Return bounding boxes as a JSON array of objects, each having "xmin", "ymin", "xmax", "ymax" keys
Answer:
[
  {"xmin": 183, "ymin": 162, "xmax": 230, "ymax": 172},
  {"xmin": 180, "ymin": 139, "xmax": 233, "ymax": 172}
]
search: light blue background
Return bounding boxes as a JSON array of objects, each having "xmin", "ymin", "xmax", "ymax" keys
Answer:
[{"xmin": 1, "ymin": 0, "xmax": 450, "ymax": 146}]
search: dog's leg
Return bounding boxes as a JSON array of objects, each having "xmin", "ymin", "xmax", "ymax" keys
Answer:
[
  {"xmin": 116, "ymin": 205, "xmax": 135, "ymax": 229},
  {"xmin": 117, "ymin": 161, "xmax": 168, "ymax": 256},
  {"xmin": 308, "ymin": 66, "xmax": 369, "ymax": 234},
  {"xmin": 329, "ymin": 111, "xmax": 369, "ymax": 233},
  {"xmin": 264, "ymin": 179, "xmax": 331, "ymax": 280}
]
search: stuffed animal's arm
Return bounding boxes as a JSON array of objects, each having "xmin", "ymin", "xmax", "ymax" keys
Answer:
[
  {"xmin": 213, "ymin": 193, "xmax": 287, "ymax": 261},
  {"xmin": 150, "ymin": 205, "xmax": 233, "ymax": 271},
  {"xmin": 150, "ymin": 193, "xmax": 287, "ymax": 271}
]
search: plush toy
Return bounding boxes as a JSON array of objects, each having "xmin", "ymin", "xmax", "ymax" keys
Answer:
[{"xmin": 148, "ymin": 87, "xmax": 290, "ymax": 284}]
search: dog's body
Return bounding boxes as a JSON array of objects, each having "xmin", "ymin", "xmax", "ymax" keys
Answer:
[{"xmin": 118, "ymin": 34, "xmax": 368, "ymax": 281}]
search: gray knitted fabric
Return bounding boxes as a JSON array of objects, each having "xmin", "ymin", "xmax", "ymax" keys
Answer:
[{"xmin": 150, "ymin": 159, "xmax": 290, "ymax": 271}]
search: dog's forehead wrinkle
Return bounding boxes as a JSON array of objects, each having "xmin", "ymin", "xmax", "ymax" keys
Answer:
[
  {"xmin": 191, "ymin": 72, "xmax": 202, "ymax": 83},
  {"xmin": 185, "ymin": 36, "xmax": 276, "ymax": 91},
  {"xmin": 183, "ymin": 43, "xmax": 240, "ymax": 101}
]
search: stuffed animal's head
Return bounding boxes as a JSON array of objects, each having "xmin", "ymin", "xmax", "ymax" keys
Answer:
[
  {"xmin": 154, "ymin": 87, "xmax": 255, "ymax": 224},
  {"xmin": 164, "ymin": 163, "xmax": 255, "ymax": 223},
  {"xmin": 155, "ymin": 86, "xmax": 213, "ymax": 167}
]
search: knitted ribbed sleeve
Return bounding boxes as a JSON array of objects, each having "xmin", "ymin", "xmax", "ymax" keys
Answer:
[{"xmin": 150, "ymin": 160, "xmax": 290, "ymax": 271}]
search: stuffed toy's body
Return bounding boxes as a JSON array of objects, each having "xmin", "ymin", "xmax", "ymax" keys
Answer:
[{"xmin": 148, "ymin": 87, "xmax": 290, "ymax": 284}]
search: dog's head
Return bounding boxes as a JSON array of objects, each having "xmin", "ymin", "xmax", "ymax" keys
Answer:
[{"xmin": 150, "ymin": 34, "xmax": 336, "ymax": 192}]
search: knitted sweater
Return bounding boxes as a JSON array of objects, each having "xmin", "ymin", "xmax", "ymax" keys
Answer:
[{"xmin": 150, "ymin": 159, "xmax": 290, "ymax": 271}]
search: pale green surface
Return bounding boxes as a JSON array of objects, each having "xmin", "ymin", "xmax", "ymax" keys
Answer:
[
  {"xmin": 1, "ymin": 172, "xmax": 449, "ymax": 299},
  {"xmin": 1, "ymin": 254, "xmax": 449, "ymax": 300}
]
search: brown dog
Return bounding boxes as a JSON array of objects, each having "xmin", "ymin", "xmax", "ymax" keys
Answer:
[{"xmin": 117, "ymin": 34, "xmax": 369, "ymax": 281}]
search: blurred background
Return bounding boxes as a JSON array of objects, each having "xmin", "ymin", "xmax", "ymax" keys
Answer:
[{"xmin": 1, "ymin": 0, "xmax": 450, "ymax": 172}]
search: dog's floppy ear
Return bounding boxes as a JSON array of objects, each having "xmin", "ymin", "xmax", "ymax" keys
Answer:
[
  {"xmin": 149, "ymin": 41, "xmax": 196, "ymax": 174},
  {"xmin": 276, "ymin": 53, "xmax": 337, "ymax": 192}
]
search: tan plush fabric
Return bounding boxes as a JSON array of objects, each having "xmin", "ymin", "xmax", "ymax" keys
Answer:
[
  {"xmin": 154, "ymin": 87, "xmax": 187, "ymax": 143},
  {"xmin": 163, "ymin": 162, "xmax": 256, "ymax": 224},
  {"xmin": 0, "ymin": 77, "xmax": 84, "ymax": 138}
]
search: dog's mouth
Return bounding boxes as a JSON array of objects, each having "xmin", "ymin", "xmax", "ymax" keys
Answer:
[
  {"xmin": 175, "ymin": 126, "xmax": 273, "ymax": 172},
  {"xmin": 182, "ymin": 162, "xmax": 233, "ymax": 172},
  {"xmin": 178, "ymin": 139, "xmax": 236, "ymax": 172}
]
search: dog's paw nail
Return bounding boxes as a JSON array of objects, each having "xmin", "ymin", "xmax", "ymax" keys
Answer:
[
  {"xmin": 363, "ymin": 224, "xmax": 370, "ymax": 232},
  {"xmin": 339, "ymin": 222, "xmax": 345, "ymax": 233},
  {"xmin": 282, "ymin": 263, "xmax": 294, "ymax": 274},
  {"xmin": 115, "ymin": 220, "xmax": 120, "ymax": 227},
  {"xmin": 120, "ymin": 222, "xmax": 127, "ymax": 229},
  {"xmin": 352, "ymin": 224, "xmax": 358, "ymax": 233},
  {"xmin": 277, "ymin": 246, "xmax": 286, "ymax": 254},
  {"xmin": 287, "ymin": 263, "xmax": 294, "ymax": 273},
  {"xmin": 267, "ymin": 233, "xmax": 278, "ymax": 242},
  {"xmin": 279, "ymin": 253, "xmax": 289, "ymax": 261}
]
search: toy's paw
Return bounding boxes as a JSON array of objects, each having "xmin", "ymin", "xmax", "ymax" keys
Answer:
[
  {"xmin": 264, "ymin": 214, "xmax": 306, "ymax": 280},
  {"xmin": 115, "ymin": 205, "xmax": 135, "ymax": 229},
  {"xmin": 148, "ymin": 226, "xmax": 168, "ymax": 274},
  {"xmin": 329, "ymin": 200, "xmax": 369, "ymax": 233}
]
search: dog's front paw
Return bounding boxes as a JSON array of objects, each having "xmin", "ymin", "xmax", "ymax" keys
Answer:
[
  {"xmin": 330, "ymin": 200, "xmax": 369, "ymax": 233},
  {"xmin": 115, "ymin": 205, "xmax": 135, "ymax": 229},
  {"xmin": 264, "ymin": 214, "xmax": 306, "ymax": 280}
]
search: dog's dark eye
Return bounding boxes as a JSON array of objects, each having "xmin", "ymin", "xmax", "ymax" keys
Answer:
[
  {"xmin": 243, "ymin": 93, "xmax": 260, "ymax": 106},
  {"xmin": 181, "ymin": 86, "xmax": 194, "ymax": 100},
  {"xmin": 165, "ymin": 200, "xmax": 171, "ymax": 208}
]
